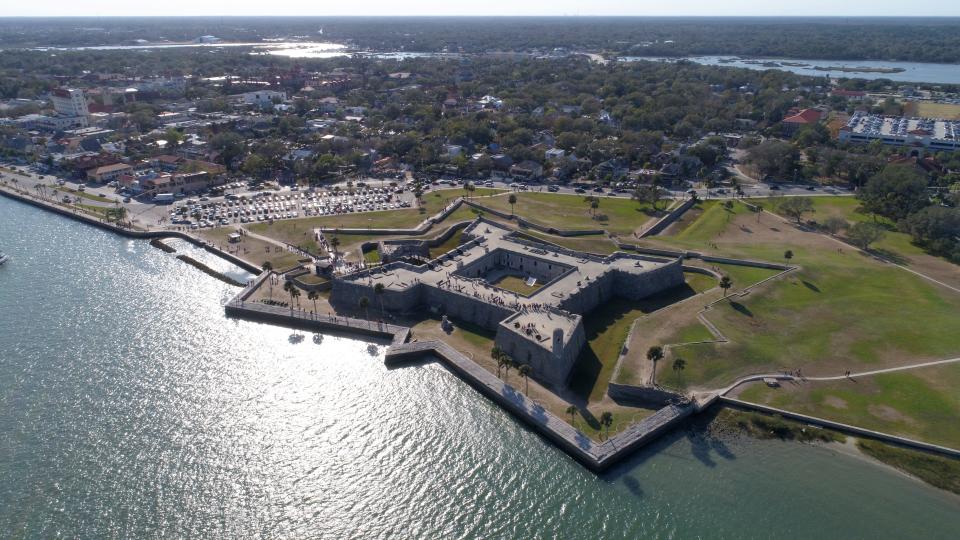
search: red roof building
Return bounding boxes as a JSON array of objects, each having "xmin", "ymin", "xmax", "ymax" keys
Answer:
[{"xmin": 782, "ymin": 108, "xmax": 823, "ymax": 134}]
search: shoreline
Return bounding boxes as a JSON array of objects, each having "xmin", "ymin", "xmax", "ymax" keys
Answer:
[{"xmin": 4, "ymin": 183, "xmax": 958, "ymax": 479}]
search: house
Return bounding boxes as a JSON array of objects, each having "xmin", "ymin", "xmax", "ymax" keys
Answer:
[
  {"xmin": 510, "ymin": 160, "xmax": 543, "ymax": 179},
  {"xmin": 88, "ymin": 163, "xmax": 133, "ymax": 183},
  {"xmin": 318, "ymin": 97, "xmax": 340, "ymax": 113},
  {"xmin": 491, "ymin": 154, "xmax": 513, "ymax": 170},
  {"xmin": 781, "ymin": 108, "xmax": 822, "ymax": 135},
  {"xmin": 443, "ymin": 144, "xmax": 464, "ymax": 158},
  {"xmin": 545, "ymin": 148, "xmax": 566, "ymax": 162},
  {"xmin": 240, "ymin": 90, "xmax": 287, "ymax": 107}
]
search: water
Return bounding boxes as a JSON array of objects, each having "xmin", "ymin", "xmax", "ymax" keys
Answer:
[
  {"xmin": 1, "ymin": 195, "xmax": 958, "ymax": 538},
  {"xmin": 621, "ymin": 55, "xmax": 960, "ymax": 84}
]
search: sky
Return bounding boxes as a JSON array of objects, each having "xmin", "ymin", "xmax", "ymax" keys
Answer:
[{"xmin": 1, "ymin": 0, "xmax": 958, "ymax": 17}]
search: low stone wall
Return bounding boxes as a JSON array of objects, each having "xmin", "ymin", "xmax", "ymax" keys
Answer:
[
  {"xmin": 720, "ymin": 397, "xmax": 960, "ymax": 459},
  {"xmin": 607, "ymin": 383, "xmax": 683, "ymax": 407},
  {"xmin": 639, "ymin": 197, "xmax": 697, "ymax": 238}
]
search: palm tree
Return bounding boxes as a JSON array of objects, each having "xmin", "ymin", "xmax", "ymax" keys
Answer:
[
  {"xmin": 755, "ymin": 204, "xmax": 764, "ymax": 223},
  {"xmin": 518, "ymin": 364, "xmax": 532, "ymax": 395},
  {"xmin": 373, "ymin": 282, "xmax": 385, "ymax": 314},
  {"xmin": 330, "ymin": 236, "xmax": 341, "ymax": 258},
  {"xmin": 672, "ymin": 357, "xmax": 687, "ymax": 373},
  {"xmin": 358, "ymin": 296, "xmax": 370, "ymax": 320},
  {"xmin": 590, "ymin": 198, "xmax": 599, "ymax": 218},
  {"xmin": 647, "ymin": 345, "xmax": 664, "ymax": 384},
  {"xmin": 502, "ymin": 355, "xmax": 515, "ymax": 382},
  {"xmin": 290, "ymin": 287, "xmax": 301, "ymax": 308},
  {"xmin": 566, "ymin": 405, "xmax": 577, "ymax": 426},
  {"xmin": 283, "ymin": 281, "xmax": 294, "ymax": 307},
  {"xmin": 262, "ymin": 261, "xmax": 274, "ymax": 299},
  {"xmin": 491, "ymin": 346, "xmax": 505, "ymax": 377},
  {"xmin": 719, "ymin": 275, "xmax": 732, "ymax": 297},
  {"xmin": 308, "ymin": 290, "xmax": 319, "ymax": 312},
  {"xmin": 508, "ymin": 193, "xmax": 517, "ymax": 215},
  {"xmin": 599, "ymin": 411, "xmax": 614, "ymax": 440}
]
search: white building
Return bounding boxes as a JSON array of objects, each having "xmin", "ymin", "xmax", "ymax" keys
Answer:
[
  {"xmin": 839, "ymin": 112, "xmax": 960, "ymax": 151},
  {"xmin": 15, "ymin": 113, "xmax": 87, "ymax": 131},
  {"xmin": 545, "ymin": 148, "xmax": 566, "ymax": 162},
  {"xmin": 51, "ymin": 88, "xmax": 89, "ymax": 118},
  {"xmin": 240, "ymin": 91, "xmax": 287, "ymax": 107}
]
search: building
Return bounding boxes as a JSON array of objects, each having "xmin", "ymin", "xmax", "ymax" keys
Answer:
[
  {"xmin": 51, "ymin": 88, "xmax": 89, "ymax": 118},
  {"xmin": 839, "ymin": 112, "xmax": 960, "ymax": 151},
  {"xmin": 443, "ymin": 144, "xmax": 464, "ymax": 158},
  {"xmin": 830, "ymin": 89, "xmax": 867, "ymax": 102},
  {"xmin": 510, "ymin": 160, "xmax": 544, "ymax": 179},
  {"xmin": 781, "ymin": 108, "xmax": 822, "ymax": 135},
  {"xmin": 332, "ymin": 219, "xmax": 683, "ymax": 388},
  {"xmin": 545, "ymin": 148, "xmax": 566, "ymax": 162},
  {"xmin": 240, "ymin": 91, "xmax": 287, "ymax": 107},
  {"xmin": 87, "ymin": 163, "xmax": 133, "ymax": 183},
  {"xmin": 14, "ymin": 113, "xmax": 87, "ymax": 131}
]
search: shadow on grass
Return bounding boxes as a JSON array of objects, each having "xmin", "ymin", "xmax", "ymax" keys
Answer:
[
  {"xmin": 728, "ymin": 301, "xmax": 753, "ymax": 317},
  {"xmin": 871, "ymin": 247, "xmax": 910, "ymax": 266},
  {"xmin": 802, "ymin": 280, "xmax": 821, "ymax": 293}
]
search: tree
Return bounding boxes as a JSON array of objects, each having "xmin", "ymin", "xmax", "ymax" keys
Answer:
[
  {"xmin": 599, "ymin": 411, "xmax": 614, "ymax": 440},
  {"xmin": 209, "ymin": 132, "xmax": 245, "ymax": 170},
  {"xmin": 822, "ymin": 216, "xmax": 848, "ymax": 235},
  {"xmin": 308, "ymin": 290, "xmax": 319, "ymax": 312},
  {"xmin": 590, "ymin": 198, "xmax": 600, "ymax": 218},
  {"xmin": 290, "ymin": 287, "xmax": 301, "ymax": 307},
  {"xmin": 779, "ymin": 197, "xmax": 815, "ymax": 224},
  {"xmin": 262, "ymin": 261, "xmax": 274, "ymax": 298},
  {"xmin": 330, "ymin": 236, "xmax": 340, "ymax": 258},
  {"xmin": 858, "ymin": 165, "xmax": 930, "ymax": 222},
  {"xmin": 719, "ymin": 275, "xmax": 732, "ymax": 297},
  {"xmin": 723, "ymin": 200, "xmax": 734, "ymax": 221},
  {"xmin": 901, "ymin": 206, "xmax": 960, "ymax": 261},
  {"xmin": 846, "ymin": 221, "xmax": 886, "ymax": 250},
  {"xmin": 508, "ymin": 193, "xmax": 517, "ymax": 215},
  {"xmin": 283, "ymin": 281, "xmax": 295, "ymax": 308},
  {"xmin": 491, "ymin": 346, "xmax": 506, "ymax": 378},
  {"xmin": 565, "ymin": 405, "xmax": 578, "ymax": 426},
  {"xmin": 373, "ymin": 282, "xmax": 386, "ymax": 313},
  {"xmin": 518, "ymin": 364, "xmax": 532, "ymax": 395},
  {"xmin": 672, "ymin": 357, "xmax": 687, "ymax": 373},
  {"xmin": 745, "ymin": 140, "xmax": 799, "ymax": 178},
  {"xmin": 784, "ymin": 249, "xmax": 794, "ymax": 262},
  {"xmin": 755, "ymin": 204, "xmax": 764, "ymax": 223},
  {"xmin": 647, "ymin": 345, "xmax": 664, "ymax": 383},
  {"xmin": 358, "ymin": 296, "xmax": 370, "ymax": 319},
  {"xmin": 632, "ymin": 184, "xmax": 666, "ymax": 210}
]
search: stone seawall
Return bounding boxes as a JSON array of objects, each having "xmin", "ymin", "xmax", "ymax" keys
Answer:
[
  {"xmin": 0, "ymin": 186, "xmax": 260, "ymax": 274},
  {"xmin": 385, "ymin": 340, "xmax": 697, "ymax": 472}
]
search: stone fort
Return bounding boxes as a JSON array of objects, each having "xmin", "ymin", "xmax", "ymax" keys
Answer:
[{"xmin": 331, "ymin": 219, "xmax": 684, "ymax": 389}]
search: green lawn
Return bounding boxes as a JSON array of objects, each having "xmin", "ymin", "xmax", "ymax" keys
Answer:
[
  {"xmin": 429, "ymin": 230, "xmax": 465, "ymax": 259},
  {"xmin": 671, "ymin": 200, "xmax": 752, "ymax": 244},
  {"xmin": 738, "ymin": 363, "xmax": 960, "ymax": 449},
  {"xmin": 516, "ymin": 230, "xmax": 621, "ymax": 255},
  {"xmin": 491, "ymin": 274, "xmax": 543, "ymax": 297},
  {"xmin": 478, "ymin": 192, "xmax": 659, "ymax": 236}
]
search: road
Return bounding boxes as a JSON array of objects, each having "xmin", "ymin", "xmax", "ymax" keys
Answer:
[{"xmin": 1, "ymin": 160, "xmax": 853, "ymax": 234}]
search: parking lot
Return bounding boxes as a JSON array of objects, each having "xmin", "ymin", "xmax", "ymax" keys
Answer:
[{"xmin": 170, "ymin": 187, "xmax": 413, "ymax": 229}]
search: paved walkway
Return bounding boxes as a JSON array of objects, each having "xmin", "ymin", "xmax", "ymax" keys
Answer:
[{"xmin": 715, "ymin": 356, "xmax": 960, "ymax": 398}]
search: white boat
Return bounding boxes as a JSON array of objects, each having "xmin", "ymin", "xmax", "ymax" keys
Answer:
[{"xmin": 0, "ymin": 251, "xmax": 8, "ymax": 265}]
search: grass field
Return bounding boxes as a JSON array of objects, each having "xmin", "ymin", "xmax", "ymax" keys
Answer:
[
  {"xmin": 478, "ymin": 192, "xmax": 659, "ymax": 236},
  {"xmin": 737, "ymin": 362, "xmax": 960, "ymax": 449},
  {"xmin": 491, "ymin": 274, "xmax": 543, "ymax": 296},
  {"xmin": 428, "ymin": 230, "xmax": 465, "ymax": 259},
  {"xmin": 904, "ymin": 101, "xmax": 960, "ymax": 120},
  {"xmin": 642, "ymin": 201, "xmax": 960, "ymax": 397},
  {"xmin": 51, "ymin": 185, "xmax": 115, "ymax": 204},
  {"xmin": 517, "ymin": 230, "xmax": 621, "ymax": 255}
]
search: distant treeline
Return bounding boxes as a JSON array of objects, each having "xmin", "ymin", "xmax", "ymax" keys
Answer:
[{"xmin": 2, "ymin": 17, "xmax": 960, "ymax": 64}]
